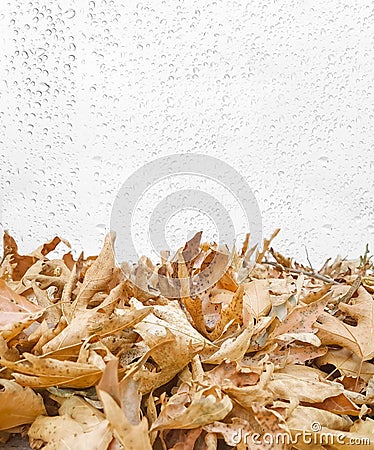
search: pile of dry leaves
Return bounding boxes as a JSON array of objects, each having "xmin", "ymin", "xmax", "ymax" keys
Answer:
[{"xmin": 0, "ymin": 229, "xmax": 374, "ymax": 449}]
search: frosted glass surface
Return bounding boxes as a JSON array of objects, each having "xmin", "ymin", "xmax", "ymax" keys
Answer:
[{"xmin": 0, "ymin": 0, "xmax": 373, "ymax": 266}]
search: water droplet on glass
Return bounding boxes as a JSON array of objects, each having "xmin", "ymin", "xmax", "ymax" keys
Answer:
[{"xmin": 64, "ymin": 9, "xmax": 76, "ymax": 19}]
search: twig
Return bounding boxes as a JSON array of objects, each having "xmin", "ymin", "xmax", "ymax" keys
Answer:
[
  {"xmin": 256, "ymin": 228, "xmax": 280, "ymax": 264},
  {"xmin": 263, "ymin": 261, "xmax": 340, "ymax": 285},
  {"xmin": 337, "ymin": 275, "xmax": 361, "ymax": 304},
  {"xmin": 304, "ymin": 245, "xmax": 314, "ymax": 273}
]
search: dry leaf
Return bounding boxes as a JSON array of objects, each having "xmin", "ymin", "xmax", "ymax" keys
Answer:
[
  {"xmin": 203, "ymin": 325, "xmax": 253, "ymax": 364},
  {"xmin": 268, "ymin": 367, "xmax": 344, "ymax": 404},
  {"xmin": 151, "ymin": 383, "xmax": 232, "ymax": 431},
  {"xmin": 0, "ymin": 379, "xmax": 46, "ymax": 430},
  {"xmin": 242, "ymin": 279, "xmax": 271, "ymax": 321},
  {"xmin": 1, "ymin": 353, "xmax": 105, "ymax": 388},
  {"xmin": 317, "ymin": 348, "xmax": 374, "ymax": 382},
  {"xmin": 316, "ymin": 287, "xmax": 374, "ymax": 361},
  {"xmin": 72, "ymin": 233, "xmax": 116, "ymax": 311},
  {"xmin": 0, "ymin": 279, "xmax": 42, "ymax": 322},
  {"xmin": 28, "ymin": 396, "xmax": 112, "ymax": 450},
  {"xmin": 97, "ymin": 359, "xmax": 152, "ymax": 450},
  {"xmin": 132, "ymin": 299, "xmax": 208, "ymax": 393},
  {"xmin": 42, "ymin": 293, "xmax": 152, "ymax": 353},
  {"xmin": 0, "ymin": 230, "xmax": 373, "ymax": 449}
]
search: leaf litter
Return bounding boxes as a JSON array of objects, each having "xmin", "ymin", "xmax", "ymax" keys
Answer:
[{"xmin": 0, "ymin": 230, "xmax": 374, "ymax": 449}]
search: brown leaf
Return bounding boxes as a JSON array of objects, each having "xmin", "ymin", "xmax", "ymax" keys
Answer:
[
  {"xmin": 300, "ymin": 283, "xmax": 332, "ymax": 305},
  {"xmin": 272, "ymin": 295, "xmax": 330, "ymax": 346},
  {"xmin": 151, "ymin": 383, "xmax": 232, "ymax": 431},
  {"xmin": 202, "ymin": 325, "xmax": 254, "ymax": 364},
  {"xmin": 97, "ymin": 359, "xmax": 152, "ymax": 450},
  {"xmin": 42, "ymin": 287, "xmax": 152, "ymax": 354},
  {"xmin": 0, "ymin": 379, "xmax": 46, "ymax": 430},
  {"xmin": 164, "ymin": 429, "xmax": 202, "ymax": 450},
  {"xmin": 28, "ymin": 396, "xmax": 112, "ymax": 450},
  {"xmin": 208, "ymin": 285, "xmax": 245, "ymax": 340},
  {"xmin": 242, "ymin": 279, "xmax": 271, "ymax": 321},
  {"xmin": 316, "ymin": 287, "xmax": 374, "ymax": 361},
  {"xmin": 72, "ymin": 233, "xmax": 116, "ymax": 311},
  {"xmin": 132, "ymin": 299, "xmax": 208, "ymax": 393},
  {"xmin": 268, "ymin": 366, "xmax": 344, "ymax": 404},
  {"xmin": 2, "ymin": 231, "xmax": 37, "ymax": 281},
  {"xmin": 218, "ymin": 362, "xmax": 274, "ymax": 409},
  {"xmin": 1, "ymin": 353, "xmax": 104, "ymax": 388},
  {"xmin": 308, "ymin": 393, "xmax": 361, "ymax": 416},
  {"xmin": 317, "ymin": 348, "xmax": 374, "ymax": 382}
]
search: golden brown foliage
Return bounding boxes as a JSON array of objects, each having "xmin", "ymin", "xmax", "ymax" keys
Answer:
[{"xmin": 0, "ymin": 231, "xmax": 373, "ymax": 449}]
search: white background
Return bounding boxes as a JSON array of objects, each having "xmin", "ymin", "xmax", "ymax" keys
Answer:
[{"xmin": 0, "ymin": 0, "xmax": 373, "ymax": 266}]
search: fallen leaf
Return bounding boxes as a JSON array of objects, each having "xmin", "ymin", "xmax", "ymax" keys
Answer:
[
  {"xmin": 316, "ymin": 287, "xmax": 374, "ymax": 361},
  {"xmin": 151, "ymin": 383, "xmax": 232, "ymax": 431},
  {"xmin": 268, "ymin": 367, "xmax": 344, "ymax": 404},
  {"xmin": 132, "ymin": 299, "xmax": 208, "ymax": 393},
  {"xmin": 308, "ymin": 393, "xmax": 361, "ymax": 416},
  {"xmin": 1, "ymin": 353, "xmax": 105, "ymax": 388},
  {"xmin": 317, "ymin": 348, "xmax": 374, "ymax": 382},
  {"xmin": 274, "ymin": 295, "xmax": 329, "ymax": 340},
  {"xmin": 72, "ymin": 233, "xmax": 116, "ymax": 311},
  {"xmin": 97, "ymin": 359, "xmax": 152, "ymax": 450},
  {"xmin": 202, "ymin": 325, "xmax": 253, "ymax": 364},
  {"xmin": 242, "ymin": 279, "xmax": 271, "ymax": 321},
  {"xmin": 0, "ymin": 379, "xmax": 46, "ymax": 430},
  {"xmin": 28, "ymin": 396, "xmax": 112, "ymax": 450}
]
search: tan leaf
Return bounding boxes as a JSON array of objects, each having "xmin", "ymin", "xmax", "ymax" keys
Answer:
[
  {"xmin": 316, "ymin": 287, "xmax": 374, "ymax": 361},
  {"xmin": 219, "ymin": 362, "xmax": 274, "ymax": 409},
  {"xmin": 272, "ymin": 295, "xmax": 330, "ymax": 346},
  {"xmin": 275, "ymin": 332, "xmax": 321, "ymax": 347},
  {"xmin": 182, "ymin": 295, "xmax": 208, "ymax": 335},
  {"xmin": 0, "ymin": 310, "xmax": 44, "ymax": 341},
  {"xmin": 151, "ymin": 384, "xmax": 232, "ymax": 431},
  {"xmin": 132, "ymin": 299, "xmax": 208, "ymax": 393},
  {"xmin": 266, "ymin": 344, "xmax": 327, "ymax": 366},
  {"xmin": 287, "ymin": 405, "xmax": 352, "ymax": 432},
  {"xmin": 300, "ymin": 283, "xmax": 332, "ymax": 305},
  {"xmin": 317, "ymin": 348, "xmax": 374, "ymax": 382},
  {"xmin": 42, "ymin": 291, "xmax": 152, "ymax": 353},
  {"xmin": 268, "ymin": 366, "xmax": 343, "ymax": 404},
  {"xmin": 99, "ymin": 390, "xmax": 152, "ymax": 450},
  {"xmin": 28, "ymin": 396, "xmax": 112, "ymax": 450},
  {"xmin": 276, "ymin": 295, "xmax": 329, "ymax": 336},
  {"xmin": 0, "ymin": 279, "xmax": 42, "ymax": 320},
  {"xmin": 204, "ymin": 418, "xmax": 251, "ymax": 447},
  {"xmin": 310, "ymin": 393, "xmax": 361, "ymax": 416},
  {"xmin": 208, "ymin": 285, "xmax": 245, "ymax": 340},
  {"xmin": 338, "ymin": 418, "xmax": 374, "ymax": 448},
  {"xmin": 288, "ymin": 407, "xmax": 373, "ymax": 450},
  {"xmin": 203, "ymin": 325, "xmax": 254, "ymax": 364},
  {"xmin": 0, "ymin": 379, "xmax": 46, "ymax": 430},
  {"xmin": 96, "ymin": 357, "xmax": 153, "ymax": 450},
  {"xmin": 1, "ymin": 353, "xmax": 104, "ymax": 388},
  {"xmin": 31, "ymin": 282, "xmax": 61, "ymax": 326},
  {"xmin": 0, "ymin": 280, "xmax": 44, "ymax": 341},
  {"xmin": 72, "ymin": 233, "xmax": 116, "ymax": 311},
  {"xmin": 30, "ymin": 236, "xmax": 70, "ymax": 259},
  {"xmin": 243, "ymin": 279, "xmax": 271, "ymax": 321}
]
